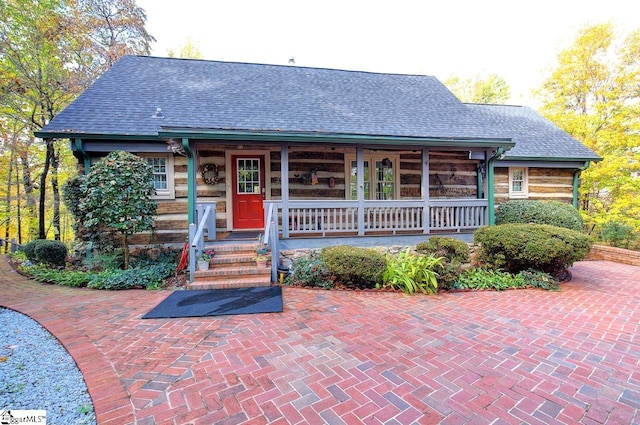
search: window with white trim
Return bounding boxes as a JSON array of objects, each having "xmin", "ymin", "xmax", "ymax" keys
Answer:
[
  {"xmin": 141, "ymin": 154, "xmax": 175, "ymax": 199},
  {"xmin": 346, "ymin": 155, "xmax": 398, "ymax": 200},
  {"xmin": 509, "ymin": 167, "xmax": 528, "ymax": 199}
]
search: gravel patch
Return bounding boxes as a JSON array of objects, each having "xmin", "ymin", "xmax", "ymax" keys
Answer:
[{"xmin": 0, "ymin": 307, "xmax": 96, "ymax": 425}]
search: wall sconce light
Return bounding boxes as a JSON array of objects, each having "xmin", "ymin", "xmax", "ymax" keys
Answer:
[{"xmin": 166, "ymin": 139, "xmax": 186, "ymax": 156}]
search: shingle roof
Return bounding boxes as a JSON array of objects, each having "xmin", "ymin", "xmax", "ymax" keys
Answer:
[
  {"xmin": 465, "ymin": 104, "xmax": 601, "ymax": 161},
  {"xmin": 39, "ymin": 55, "xmax": 599, "ymax": 161}
]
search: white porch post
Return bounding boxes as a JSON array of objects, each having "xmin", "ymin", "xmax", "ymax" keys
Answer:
[
  {"xmin": 422, "ymin": 148, "xmax": 430, "ymax": 234},
  {"xmin": 357, "ymin": 146, "xmax": 365, "ymax": 235},
  {"xmin": 281, "ymin": 143, "xmax": 290, "ymax": 238}
]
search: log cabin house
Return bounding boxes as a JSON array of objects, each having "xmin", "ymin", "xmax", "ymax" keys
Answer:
[{"xmin": 36, "ymin": 56, "xmax": 600, "ymax": 281}]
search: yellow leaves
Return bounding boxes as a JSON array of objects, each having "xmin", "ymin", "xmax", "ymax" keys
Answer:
[{"xmin": 539, "ymin": 22, "xmax": 640, "ymax": 232}]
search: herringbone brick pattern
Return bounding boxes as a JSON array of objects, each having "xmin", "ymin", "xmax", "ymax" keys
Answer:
[{"xmin": 1, "ymin": 257, "xmax": 639, "ymax": 424}]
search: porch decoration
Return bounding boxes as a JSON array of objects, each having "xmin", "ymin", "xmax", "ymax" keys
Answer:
[
  {"xmin": 201, "ymin": 164, "xmax": 219, "ymax": 184},
  {"xmin": 256, "ymin": 234, "xmax": 268, "ymax": 255},
  {"xmin": 297, "ymin": 168, "xmax": 318, "ymax": 185},
  {"xmin": 256, "ymin": 255, "xmax": 268, "ymax": 268},
  {"xmin": 197, "ymin": 249, "xmax": 215, "ymax": 271}
]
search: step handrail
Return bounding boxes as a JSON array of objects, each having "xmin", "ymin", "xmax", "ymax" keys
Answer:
[
  {"xmin": 262, "ymin": 202, "xmax": 279, "ymax": 282},
  {"xmin": 189, "ymin": 204, "xmax": 214, "ymax": 283},
  {"xmin": 262, "ymin": 202, "xmax": 276, "ymax": 245}
]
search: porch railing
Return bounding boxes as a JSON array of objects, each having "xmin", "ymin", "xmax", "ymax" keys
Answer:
[
  {"xmin": 0, "ymin": 237, "xmax": 22, "ymax": 254},
  {"xmin": 264, "ymin": 199, "xmax": 488, "ymax": 236},
  {"xmin": 189, "ymin": 202, "xmax": 217, "ymax": 282},
  {"xmin": 428, "ymin": 199, "xmax": 488, "ymax": 231}
]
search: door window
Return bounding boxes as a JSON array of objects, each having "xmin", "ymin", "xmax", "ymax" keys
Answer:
[
  {"xmin": 348, "ymin": 156, "xmax": 397, "ymax": 200},
  {"xmin": 237, "ymin": 158, "xmax": 261, "ymax": 194}
]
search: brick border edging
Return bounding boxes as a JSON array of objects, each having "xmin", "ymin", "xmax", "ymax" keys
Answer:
[
  {"xmin": 586, "ymin": 244, "xmax": 640, "ymax": 267},
  {"xmin": 0, "ymin": 257, "xmax": 135, "ymax": 425}
]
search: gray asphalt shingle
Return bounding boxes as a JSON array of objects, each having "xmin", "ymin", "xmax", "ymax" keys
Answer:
[
  {"xmin": 466, "ymin": 104, "xmax": 600, "ymax": 160},
  {"xmin": 40, "ymin": 55, "xmax": 599, "ymax": 160}
]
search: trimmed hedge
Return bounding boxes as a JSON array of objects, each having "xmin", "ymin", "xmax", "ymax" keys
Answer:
[
  {"xmin": 415, "ymin": 236, "xmax": 470, "ymax": 263},
  {"xmin": 320, "ymin": 245, "xmax": 387, "ymax": 289},
  {"xmin": 474, "ymin": 223, "xmax": 593, "ymax": 277},
  {"xmin": 23, "ymin": 239, "xmax": 68, "ymax": 267},
  {"xmin": 495, "ymin": 200, "xmax": 583, "ymax": 231}
]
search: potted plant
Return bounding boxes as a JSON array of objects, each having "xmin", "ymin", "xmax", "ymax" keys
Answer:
[
  {"xmin": 255, "ymin": 234, "xmax": 268, "ymax": 255},
  {"xmin": 197, "ymin": 249, "xmax": 215, "ymax": 271},
  {"xmin": 256, "ymin": 254, "xmax": 268, "ymax": 268}
]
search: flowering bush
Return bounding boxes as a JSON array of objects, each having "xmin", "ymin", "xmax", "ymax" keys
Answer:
[{"xmin": 200, "ymin": 249, "xmax": 215, "ymax": 261}]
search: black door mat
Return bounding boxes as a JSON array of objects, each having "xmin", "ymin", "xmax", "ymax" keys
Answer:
[
  {"xmin": 142, "ymin": 286, "xmax": 283, "ymax": 319},
  {"xmin": 224, "ymin": 232, "xmax": 261, "ymax": 240}
]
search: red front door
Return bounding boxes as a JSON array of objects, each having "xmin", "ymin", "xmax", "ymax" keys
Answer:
[{"xmin": 232, "ymin": 156, "xmax": 265, "ymax": 230}]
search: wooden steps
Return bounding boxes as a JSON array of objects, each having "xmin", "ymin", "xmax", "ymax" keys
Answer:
[{"xmin": 189, "ymin": 243, "xmax": 272, "ymax": 290}]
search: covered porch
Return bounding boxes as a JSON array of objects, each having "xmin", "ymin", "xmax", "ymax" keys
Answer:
[{"xmin": 181, "ymin": 133, "xmax": 514, "ymax": 281}]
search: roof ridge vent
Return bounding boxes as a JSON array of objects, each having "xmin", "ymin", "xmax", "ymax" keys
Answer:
[{"xmin": 152, "ymin": 107, "xmax": 165, "ymax": 119}]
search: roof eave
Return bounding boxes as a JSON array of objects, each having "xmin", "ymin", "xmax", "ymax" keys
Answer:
[
  {"xmin": 504, "ymin": 154, "xmax": 602, "ymax": 162},
  {"xmin": 34, "ymin": 131, "xmax": 162, "ymax": 141},
  {"xmin": 34, "ymin": 128, "xmax": 516, "ymax": 149},
  {"xmin": 158, "ymin": 128, "xmax": 515, "ymax": 148}
]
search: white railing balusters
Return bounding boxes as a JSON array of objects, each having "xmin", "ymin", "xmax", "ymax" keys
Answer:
[{"xmin": 262, "ymin": 199, "xmax": 487, "ymax": 238}]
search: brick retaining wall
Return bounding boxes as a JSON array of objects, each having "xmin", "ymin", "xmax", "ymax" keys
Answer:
[{"xmin": 586, "ymin": 245, "xmax": 640, "ymax": 266}]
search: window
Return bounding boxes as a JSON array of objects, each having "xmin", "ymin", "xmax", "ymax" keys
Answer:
[
  {"xmin": 237, "ymin": 158, "xmax": 261, "ymax": 194},
  {"xmin": 347, "ymin": 155, "xmax": 398, "ymax": 200},
  {"xmin": 141, "ymin": 154, "xmax": 175, "ymax": 199},
  {"xmin": 509, "ymin": 167, "xmax": 528, "ymax": 198}
]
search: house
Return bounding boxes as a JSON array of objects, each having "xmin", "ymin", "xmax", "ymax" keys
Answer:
[{"xmin": 36, "ymin": 56, "xmax": 600, "ymax": 253}]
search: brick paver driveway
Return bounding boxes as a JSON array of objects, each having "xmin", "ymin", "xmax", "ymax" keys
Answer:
[{"xmin": 1, "ymin": 258, "xmax": 639, "ymax": 425}]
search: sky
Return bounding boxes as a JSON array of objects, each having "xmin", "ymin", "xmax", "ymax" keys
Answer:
[{"xmin": 136, "ymin": 0, "xmax": 639, "ymax": 106}]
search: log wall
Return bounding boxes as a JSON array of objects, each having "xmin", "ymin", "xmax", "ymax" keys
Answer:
[
  {"xmin": 494, "ymin": 167, "xmax": 574, "ymax": 205},
  {"xmin": 131, "ymin": 148, "xmax": 575, "ymax": 245}
]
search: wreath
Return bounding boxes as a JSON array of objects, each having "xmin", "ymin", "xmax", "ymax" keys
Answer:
[{"xmin": 201, "ymin": 164, "xmax": 219, "ymax": 185}]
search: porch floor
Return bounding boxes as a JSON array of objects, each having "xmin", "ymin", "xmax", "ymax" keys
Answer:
[
  {"xmin": 278, "ymin": 231, "xmax": 474, "ymax": 250},
  {"xmin": 211, "ymin": 231, "xmax": 474, "ymax": 250}
]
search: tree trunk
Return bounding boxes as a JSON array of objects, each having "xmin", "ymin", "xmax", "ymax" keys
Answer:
[
  {"xmin": 4, "ymin": 148, "xmax": 14, "ymax": 254},
  {"xmin": 19, "ymin": 150, "xmax": 37, "ymax": 241},
  {"xmin": 123, "ymin": 234, "xmax": 130, "ymax": 269},
  {"xmin": 16, "ymin": 158, "xmax": 22, "ymax": 245},
  {"xmin": 51, "ymin": 143, "xmax": 61, "ymax": 241},
  {"xmin": 39, "ymin": 139, "xmax": 53, "ymax": 239}
]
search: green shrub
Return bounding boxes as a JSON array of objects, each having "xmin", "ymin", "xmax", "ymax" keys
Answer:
[
  {"xmin": 495, "ymin": 200, "xmax": 583, "ymax": 231},
  {"xmin": 22, "ymin": 240, "xmax": 45, "ymax": 262},
  {"xmin": 87, "ymin": 263, "xmax": 174, "ymax": 290},
  {"xmin": 80, "ymin": 150, "xmax": 157, "ymax": 269},
  {"xmin": 289, "ymin": 251, "xmax": 333, "ymax": 289},
  {"xmin": 599, "ymin": 221, "xmax": 636, "ymax": 249},
  {"xmin": 474, "ymin": 223, "xmax": 592, "ymax": 277},
  {"xmin": 320, "ymin": 245, "xmax": 387, "ymax": 289},
  {"xmin": 23, "ymin": 239, "xmax": 68, "ymax": 267},
  {"xmin": 415, "ymin": 237, "xmax": 470, "ymax": 263},
  {"xmin": 23, "ymin": 265, "xmax": 91, "ymax": 287},
  {"xmin": 454, "ymin": 267, "xmax": 523, "ymax": 291},
  {"xmin": 516, "ymin": 270, "xmax": 560, "ymax": 291},
  {"xmin": 83, "ymin": 249, "xmax": 125, "ymax": 271},
  {"xmin": 130, "ymin": 246, "xmax": 181, "ymax": 268},
  {"xmin": 62, "ymin": 175, "xmax": 85, "ymax": 228},
  {"xmin": 34, "ymin": 240, "xmax": 68, "ymax": 267},
  {"xmin": 454, "ymin": 267, "xmax": 559, "ymax": 291},
  {"xmin": 415, "ymin": 237, "xmax": 470, "ymax": 290},
  {"xmin": 379, "ymin": 248, "xmax": 441, "ymax": 295}
]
